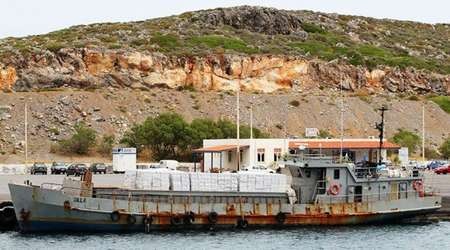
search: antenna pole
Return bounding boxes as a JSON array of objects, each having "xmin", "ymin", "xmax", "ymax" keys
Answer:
[{"xmin": 376, "ymin": 106, "xmax": 388, "ymax": 165}]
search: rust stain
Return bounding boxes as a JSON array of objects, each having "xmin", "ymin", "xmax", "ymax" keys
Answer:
[{"xmin": 267, "ymin": 203, "xmax": 273, "ymax": 215}]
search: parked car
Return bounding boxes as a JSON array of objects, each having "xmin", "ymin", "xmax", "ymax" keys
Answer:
[
  {"xmin": 30, "ymin": 163, "xmax": 47, "ymax": 175},
  {"xmin": 66, "ymin": 164, "xmax": 88, "ymax": 176},
  {"xmin": 434, "ymin": 165, "xmax": 450, "ymax": 175},
  {"xmin": 89, "ymin": 163, "xmax": 107, "ymax": 174},
  {"xmin": 51, "ymin": 162, "xmax": 67, "ymax": 174},
  {"xmin": 427, "ymin": 161, "xmax": 447, "ymax": 170}
]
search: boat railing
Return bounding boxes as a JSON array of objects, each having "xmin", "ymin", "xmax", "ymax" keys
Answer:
[{"xmin": 315, "ymin": 190, "xmax": 437, "ymax": 205}]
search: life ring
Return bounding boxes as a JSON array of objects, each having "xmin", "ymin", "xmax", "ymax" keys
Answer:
[
  {"xmin": 208, "ymin": 211, "xmax": 218, "ymax": 224},
  {"xmin": 110, "ymin": 211, "xmax": 120, "ymax": 222},
  {"xmin": 170, "ymin": 216, "xmax": 183, "ymax": 226},
  {"xmin": 413, "ymin": 181, "xmax": 425, "ymax": 197},
  {"xmin": 183, "ymin": 211, "xmax": 195, "ymax": 225},
  {"xmin": 237, "ymin": 218, "xmax": 248, "ymax": 229},
  {"xmin": 328, "ymin": 183, "xmax": 340, "ymax": 195},
  {"xmin": 275, "ymin": 212, "xmax": 286, "ymax": 225},
  {"xmin": 127, "ymin": 215, "xmax": 136, "ymax": 225}
]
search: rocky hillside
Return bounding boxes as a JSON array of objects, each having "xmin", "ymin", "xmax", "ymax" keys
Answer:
[
  {"xmin": 0, "ymin": 6, "xmax": 449, "ymax": 163},
  {"xmin": 0, "ymin": 6, "xmax": 449, "ymax": 94}
]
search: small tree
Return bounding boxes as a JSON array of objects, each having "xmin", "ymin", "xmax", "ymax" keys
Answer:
[
  {"xmin": 440, "ymin": 138, "xmax": 450, "ymax": 159},
  {"xmin": 391, "ymin": 129, "xmax": 420, "ymax": 155},
  {"xmin": 58, "ymin": 123, "xmax": 97, "ymax": 155},
  {"xmin": 97, "ymin": 135, "xmax": 115, "ymax": 156}
]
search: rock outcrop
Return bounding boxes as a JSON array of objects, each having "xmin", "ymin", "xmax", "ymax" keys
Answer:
[{"xmin": 1, "ymin": 49, "xmax": 449, "ymax": 94}]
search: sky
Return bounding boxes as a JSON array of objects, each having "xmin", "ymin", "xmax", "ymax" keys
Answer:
[{"xmin": 1, "ymin": 0, "xmax": 450, "ymax": 38}]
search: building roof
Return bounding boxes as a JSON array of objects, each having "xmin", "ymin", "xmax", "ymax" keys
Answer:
[
  {"xmin": 289, "ymin": 139, "xmax": 400, "ymax": 150},
  {"xmin": 193, "ymin": 144, "xmax": 249, "ymax": 153}
]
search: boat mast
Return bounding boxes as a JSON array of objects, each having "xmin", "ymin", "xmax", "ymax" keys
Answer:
[{"xmin": 376, "ymin": 106, "xmax": 388, "ymax": 165}]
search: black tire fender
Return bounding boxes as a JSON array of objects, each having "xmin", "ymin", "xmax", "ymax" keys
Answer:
[
  {"xmin": 276, "ymin": 212, "xmax": 286, "ymax": 224},
  {"xmin": 170, "ymin": 216, "xmax": 183, "ymax": 226},
  {"xmin": 127, "ymin": 215, "xmax": 136, "ymax": 225},
  {"xmin": 183, "ymin": 211, "xmax": 195, "ymax": 225},
  {"xmin": 237, "ymin": 218, "xmax": 248, "ymax": 229},
  {"xmin": 208, "ymin": 211, "xmax": 218, "ymax": 224},
  {"xmin": 110, "ymin": 211, "xmax": 120, "ymax": 222}
]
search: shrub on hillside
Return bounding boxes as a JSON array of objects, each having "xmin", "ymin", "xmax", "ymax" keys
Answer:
[
  {"xmin": 57, "ymin": 123, "xmax": 97, "ymax": 155},
  {"xmin": 439, "ymin": 138, "xmax": 450, "ymax": 159},
  {"xmin": 97, "ymin": 135, "xmax": 115, "ymax": 156},
  {"xmin": 391, "ymin": 129, "xmax": 420, "ymax": 155}
]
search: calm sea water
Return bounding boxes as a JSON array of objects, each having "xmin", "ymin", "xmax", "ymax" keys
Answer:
[{"xmin": 1, "ymin": 222, "xmax": 450, "ymax": 250}]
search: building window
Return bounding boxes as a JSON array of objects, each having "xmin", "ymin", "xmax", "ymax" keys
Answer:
[
  {"xmin": 228, "ymin": 151, "xmax": 232, "ymax": 162},
  {"xmin": 257, "ymin": 148, "xmax": 265, "ymax": 162},
  {"xmin": 274, "ymin": 148, "xmax": 282, "ymax": 161},
  {"xmin": 333, "ymin": 169, "xmax": 340, "ymax": 180}
]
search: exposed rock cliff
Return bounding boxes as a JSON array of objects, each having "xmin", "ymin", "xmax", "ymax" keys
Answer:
[{"xmin": 1, "ymin": 49, "xmax": 449, "ymax": 94}]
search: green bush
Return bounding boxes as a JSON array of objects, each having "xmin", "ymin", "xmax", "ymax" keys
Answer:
[
  {"xmin": 430, "ymin": 96, "xmax": 450, "ymax": 113},
  {"xmin": 97, "ymin": 135, "xmax": 115, "ymax": 156},
  {"xmin": 150, "ymin": 33, "xmax": 180, "ymax": 50},
  {"xmin": 57, "ymin": 123, "xmax": 97, "ymax": 155},
  {"xmin": 189, "ymin": 35, "xmax": 258, "ymax": 54},
  {"xmin": 319, "ymin": 129, "xmax": 334, "ymax": 138},
  {"xmin": 440, "ymin": 138, "xmax": 450, "ymax": 159},
  {"xmin": 301, "ymin": 23, "xmax": 325, "ymax": 34},
  {"xmin": 391, "ymin": 129, "xmax": 420, "ymax": 155},
  {"xmin": 425, "ymin": 147, "xmax": 441, "ymax": 159}
]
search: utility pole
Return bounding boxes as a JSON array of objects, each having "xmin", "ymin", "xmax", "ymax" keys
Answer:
[
  {"xmin": 24, "ymin": 102, "xmax": 28, "ymax": 166},
  {"xmin": 250, "ymin": 104, "xmax": 253, "ymax": 140},
  {"xmin": 422, "ymin": 105, "xmax": 425, "ymax": 162},
  {"xmin": 236, "ymin": 81, "xmax": 240, "ymax": 171},
  {"xmin": 376, "ymin": 106, "xmax": 388, "ymax": 165},
  {"xmin": 340, "ymin": 81, "xmax": 344, "ymax": 163}
]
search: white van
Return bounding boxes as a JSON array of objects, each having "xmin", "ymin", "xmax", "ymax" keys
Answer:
[{"xmin": 159, "ymin": 160, "xmax": 179, "ymax": 171}]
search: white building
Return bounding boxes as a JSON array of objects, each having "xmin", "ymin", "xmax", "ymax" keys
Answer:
[{"xmin": 194, "ymin": 138, "xmax": 400, "ymax": 172}]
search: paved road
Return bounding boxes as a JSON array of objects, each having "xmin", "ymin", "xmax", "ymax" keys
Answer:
[{"xmin": 1, "ymin": 171, "xmax": 450, "ymax": 201}]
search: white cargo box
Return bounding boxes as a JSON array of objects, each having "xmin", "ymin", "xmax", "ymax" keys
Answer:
[{"xmin": 112, "ymin": 148, "xmax": 136, "ymax": 173}]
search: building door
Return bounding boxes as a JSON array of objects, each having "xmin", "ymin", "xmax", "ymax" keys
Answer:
[{"xmin": 354, "ymin": 186, "xmax": 363, "ymax": 203}]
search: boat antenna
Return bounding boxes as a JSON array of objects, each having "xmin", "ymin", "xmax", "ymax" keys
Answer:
[{"xmin": 375, "ymin": 105, "xmax": 388, "ymax": 165}]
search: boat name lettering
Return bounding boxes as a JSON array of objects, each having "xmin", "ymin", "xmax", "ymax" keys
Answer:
[{"xmin": 73, "ymin": 197, "xmax": 86, "ymax": 203}]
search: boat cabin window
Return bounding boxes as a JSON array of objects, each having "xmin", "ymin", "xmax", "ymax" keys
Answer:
[
  {"xmin": 305, "ymin": 169, "xmax": 311, "ymax": 178},
  {"xmin": 228, "ymin": 151, "xmax": 232, "ymax": 162},
  {"xmin": 257, "ymin": 148, "xmax": 265, "ymax": 162},
  {"xmin": 333, "ymin": 169, "xmax": 340, "ymax": 180}
]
